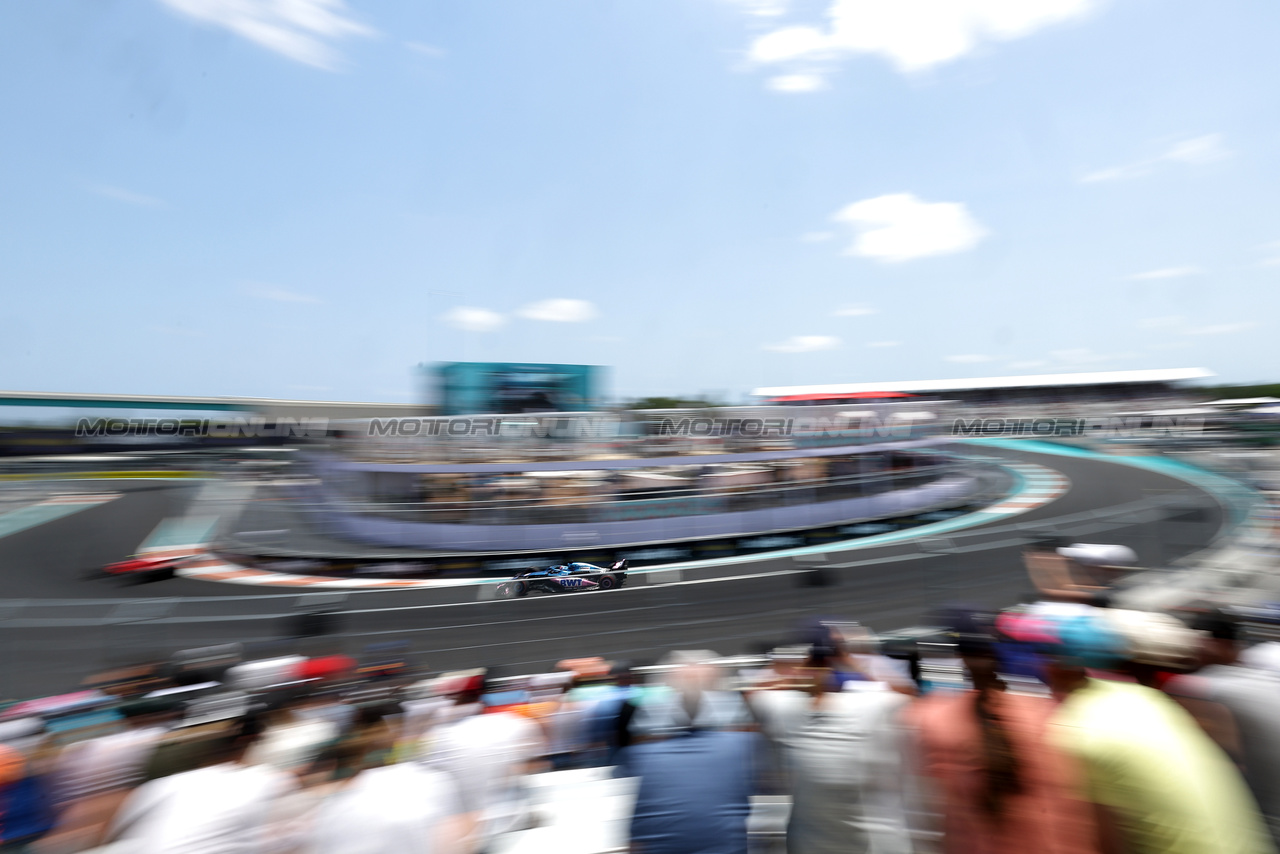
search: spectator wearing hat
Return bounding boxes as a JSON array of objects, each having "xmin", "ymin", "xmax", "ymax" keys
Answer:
[{"xmin": 1041, "ymin": 610, "xmax": 1274, "ymax": 854}]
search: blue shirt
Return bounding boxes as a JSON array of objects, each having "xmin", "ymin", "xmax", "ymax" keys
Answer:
[{"xmin": 618, "ymin": 729, "xmax": 758, "ymax": 854}]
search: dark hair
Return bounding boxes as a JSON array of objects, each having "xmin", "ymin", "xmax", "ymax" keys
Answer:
[
  {"xmin": 974, "ymin": 685, "xmax": 1023, "ymax": 820},
  {"xmin": 936, "ymin": 606, "xmax": 997, "ymax": 658},
  {"xmin": 1191, "ymin": 608, "xmax": 1240, "ymax": 642},
  {"xmin": 1026, "ymin": 536, "xmax": 1068, "ymax": 553},
  {"xmin": 937, "ymin": 606, "xmax": 1023, "ymax": 819},
  {"xmin": 355, "ymin": 701, "xmax": 402, "ymax": 728},
  {"xmin": 204, "ymin": 711, "xmax": 268, "ymax": 764},
  {"xmin": 795, "ymin": 620, "xmax": 842, "ymax": 667},
  {"xmin": 228, "ymin": 710, "xmax": 268, "ymax": 744}
]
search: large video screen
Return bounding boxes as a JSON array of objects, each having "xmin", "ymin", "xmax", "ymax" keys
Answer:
[{"xmin": 433, "ymin": 362, "xmax": 602, "ymax": 415}]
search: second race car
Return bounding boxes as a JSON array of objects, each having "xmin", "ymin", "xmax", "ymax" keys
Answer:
[
  {"xmin": 496, "ymin": 559, "xmax": 629, "ymax": 598},
  {"xmin": 97, "ymin": 553, "xmax": 193, "ymax": 584}
]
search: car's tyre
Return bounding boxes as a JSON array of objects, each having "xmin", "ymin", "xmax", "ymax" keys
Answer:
[
  {"xmin": 597, "ymin": 574, "xmax": 617, "ymax": 591},
  {"xmin": 497, "ymin": 581, "xmax": 527, "ymax": 599}
]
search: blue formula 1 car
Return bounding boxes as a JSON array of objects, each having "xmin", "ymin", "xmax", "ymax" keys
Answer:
[{"xmin": 496, "ymin": 559, "xmax": 629, "ymax": 598}]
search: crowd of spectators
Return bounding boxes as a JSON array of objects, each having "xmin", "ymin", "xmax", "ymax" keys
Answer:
[{"xmin": 3, "ymin": 599, "xmax": 1280, "ymax": 854}]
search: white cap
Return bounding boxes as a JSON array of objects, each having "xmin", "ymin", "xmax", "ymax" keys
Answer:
[{"xmin": 1057, "ymin": 543, "xmax": 1138, "ymax": 567}]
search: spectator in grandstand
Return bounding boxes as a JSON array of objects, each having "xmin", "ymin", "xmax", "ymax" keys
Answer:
[
  {"xmin": 584, "ymin": 661, "xmax": 643, "ymax": 766},
  {"xmin": 543, "ymin": 661, "xmax": 603, "ymax": 770},
  {"xmin": 908, "ymin": 608, "xmax": 1099, "ymax": 854},
  {"xmin": 245, "ymin": 694, "xmax": 341, "ymax": 775},
  {"xmin": 1039, "ymin": 609, "xmax": 1275, "ymax": 854},
  {"xmin": 0, "ymin": 740, "xmax": 55, "ymax": 854},
  {"xmin": 1099, "ymin": 608, "xmax": 1202, "ymax": 688},
  {"xmin": 1164, "ymin": 609, "xmax": 1280, "ymax": 847},
  {"xmin": 44, "ymin": 697, "xmax": 179, "ymax": 851},
  {"xmin": 1022, "ymin": 542, "xmax": 1135, "ymax": 607},
  {"xmin": 616, "ymin": 651, "xmax": 761, "ymax": 854},
  {"xmin": 103, "ymin": 713, "xmax": 299, "ymax": 854},
  {"xmin": 627, "ymin": 651, "xmax": 753, "ymax": 739},
  {"xmin": 747, "ymin": 627, "xmax": 916, "ymax": 854},
  {"xmin": 420, "ymin": 670, "xmax": 545, "ymax": 850},
  {"xmin": 306, "ymin": 703, "xmax": 469, "ymax": 854},
  {"xmin": 835, "ymin": 622, "xmax": 917, "ymax": 696}
]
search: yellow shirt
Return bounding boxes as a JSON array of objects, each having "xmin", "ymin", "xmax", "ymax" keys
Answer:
[{"xmin": 1051, "ymin": 678, "xmax": 1275, "ymax": 854}]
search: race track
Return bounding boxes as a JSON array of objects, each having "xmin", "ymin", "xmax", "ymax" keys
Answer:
[{"xmin": 0, "ymin": 443, "xmax": 1236, "ymax": 698}]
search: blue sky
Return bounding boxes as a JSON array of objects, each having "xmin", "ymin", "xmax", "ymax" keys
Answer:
[{"xmin": 1, "ymin": 0, "xmax": 1278, "ymax": 404}]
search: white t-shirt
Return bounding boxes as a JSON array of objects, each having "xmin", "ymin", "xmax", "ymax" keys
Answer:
[
  {"xmin": 57, "ymin": 726, "xmax": 166, "ymax": 800},
  {"xmin": 307, "ymin": 763, "xmax": 463, "ymax": 854},
  {"xmin": 750, "ymin": 688, "xmax": 913, "ymax": 854},
  {"xmin": 245, "ymin": 718, "xmax": 338, "ymax": 773},
  {"xmin": 423, "ymin": 711, "xmax": 543, "ymax": 841},
  {"xmin": 108, "ymin": 762, "xmax": 296, "ymax": 854}
]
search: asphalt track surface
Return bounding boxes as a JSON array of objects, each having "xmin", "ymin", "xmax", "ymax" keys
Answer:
[{"xmin": 0, "ymin": 444, "xmax": 1230, "ymax": 698}]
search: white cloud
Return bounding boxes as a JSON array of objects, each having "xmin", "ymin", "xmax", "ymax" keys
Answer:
[
  {"xmin": 833, "ymin": 304, "xmax": 877, "ymax": 317},
  {"xmin": 866, "ymin": 340, "xmax": 900, "ymax": 348},
  {"xmin": 157, "ymin": 0, "xmax": 374, "ymax": 71},
  {"xmin": 1082, "ymin": 134, "xmax": 1231, "ymax": 184},
  {"xmin": 751, "ymin": 26, "xmax": 829, "ymax": 63},
  {"xmin": 800, "ymin": 231, "xmax": 835, "ymax": 243},
  {"xmin": 1164, "ymin": 134, "xmax": 1231, "ymax": 165},
  {"xmin": 747, "ymin": 0, "xmax": 1097, "ymax": 75},
  {"xmin": 244, "ymin": 283, "xmax": 322, "ymax": 304},
  {"xmin": 1185, "ymin": 321, "xmax": 1259, "ymax": 336},
  {"xmin": 767, "ymin": 73, "xmax": 828, "ymax": 93},
  {"xmin": 92, "ymin": 185, "xmax": 166, "ymax": 208},
  {"xmin": 764, "ymin": 335, "xmax": 841, "ymax": 353},
  {"xmin": 443, "ymin": 306, "xmax": 505, "ymax": 333},
  {"xmin": 723, "ymin": 0, "xmax": 790, "ymax": 16},
  {"xmin": 944, "ymin": 353, "xmax": 994, "ymax": 364},
  {"xmin": 1125, "ymin": 267, "xmax": 1202, "ymax": 281},
  {"xmin": 833, "ymin": 193, "xmax": 987, "ymax": 262},
  {"xmin": 518, "ymin": 298, "xmax": 597, "ymax": 323},
  {"xmin": 1008, "ymin": 360, "xmax": 1046, "ymax": 370}
]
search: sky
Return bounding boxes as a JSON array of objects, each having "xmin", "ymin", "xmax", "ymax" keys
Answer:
[{"xmin": 1, "ymin": 0, "xmax": 1278, "ymax": 405}]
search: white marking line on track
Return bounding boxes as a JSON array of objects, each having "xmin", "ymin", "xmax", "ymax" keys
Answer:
[{"xmin": 0, "ymin": 493, "xmax": 123, "ymax": 540}]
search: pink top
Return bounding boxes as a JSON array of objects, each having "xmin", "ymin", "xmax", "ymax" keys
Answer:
[{"xmin": 908, "ymin": 690, "xmax": 1100, "ymax": 854}]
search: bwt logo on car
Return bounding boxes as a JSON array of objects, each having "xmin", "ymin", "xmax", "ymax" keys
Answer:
[
  {"xmin": 75, "ymin": 417, "xmax": 330, "ymax": 439},
  {"xmin": 367, "ymin": 416, "xmax": 622, "ymax": 439}
]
